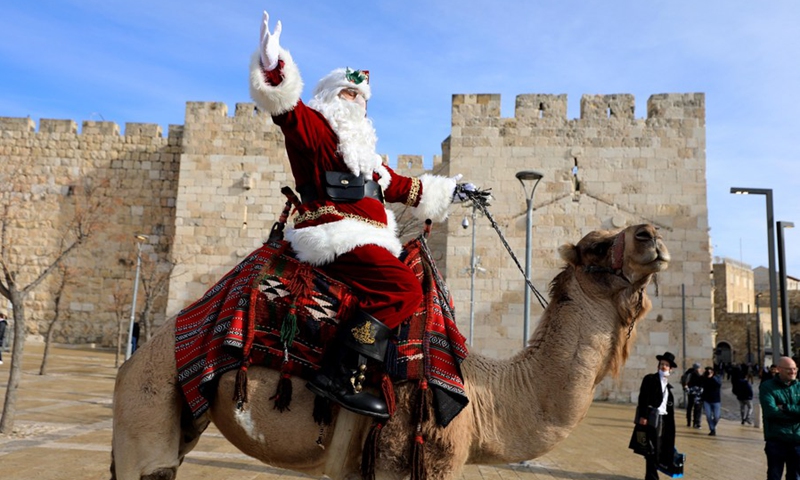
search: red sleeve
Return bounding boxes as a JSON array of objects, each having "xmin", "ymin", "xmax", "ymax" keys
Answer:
[
  {"xmin": 380, "ymin": 164, "xmax": 422, "ymax": 207},
  {"xmin": 264, "ymin": 59, "xmax": 285, "ymax": 86}
]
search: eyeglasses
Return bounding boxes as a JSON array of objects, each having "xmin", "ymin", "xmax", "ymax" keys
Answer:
[
  {"xmin": 339, "ymin": 88, "xmax": 362, "ymax": 100},
  {"xmin": 780, "ymin": 367, "xmax": 798, "ymax": 372}
]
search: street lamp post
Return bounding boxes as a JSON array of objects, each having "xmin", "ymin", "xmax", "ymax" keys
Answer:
[
  {"xmin": 778, "ymin": 221, "xmax": 794, "ymax": 357},
  {"xmin": 731, "ymin": 187, "xmax": 781, "ymax": 358},
  {"xmin": 516, "ymin": 170, "xmax": 544, "ymax": 347},
  {"xmin": 125, "ymin": 234, "xmax": 148, "ymax": 360},
  {"xmin": 463, "ymin": 206, "xmax": 484, "ymax": 346},
  {"xmin": 756, "ymin": 292, "xmax": 763, "ymax": 368}
]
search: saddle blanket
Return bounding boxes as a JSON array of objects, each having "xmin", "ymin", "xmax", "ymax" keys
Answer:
[{"xmin": 175, "ymin": 235, "xmax": 469, "ymax": 426}]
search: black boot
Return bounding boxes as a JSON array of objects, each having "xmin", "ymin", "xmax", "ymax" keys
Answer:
[{"xmin": 307, "ymin": 310, "xmax": 391, "ymax": 420}]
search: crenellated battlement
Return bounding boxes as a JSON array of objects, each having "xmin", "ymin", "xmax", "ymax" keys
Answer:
[
  {"xmin": 452, "ymin": 92, "xmax": 704, "ymax": 124},
  {"xmin": 0, "ymin": 116, "xmax": 168, "ymax": 137}
]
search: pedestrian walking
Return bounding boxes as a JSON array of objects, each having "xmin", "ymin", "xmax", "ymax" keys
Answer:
[
  {"xmin": 701, "ymin": 366, "xmax": 722, "ymax": 436},
  {"xmin": 681, "ymin": 362, "xmax": 704, "ymax": 428},
  {"xmin": 732, "ymin": 368, "xmax": 754, "ymax": 425}
]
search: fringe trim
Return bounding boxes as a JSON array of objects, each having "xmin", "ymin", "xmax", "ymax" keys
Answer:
[
  {"xmin": 410, "ymin": 434, "xmax": 426, "ymax": 480},
  {"xmin": 410, "ymin": 379, "xmax": 429, "ymax": 480},
  {"xmin": 269, "ymin": 372, "xmax": 293, "ymax": 412},
  {"xmin": 381, "ymin": 373, "xmax": 396, "ymax": 417},
  {"xmin": 411, "ymin": 379, "xmax": 429, "ymax": 426},
  {"xmin": 360, "ymin": 422, "xmax": 383, "ymax": 480},
  {"xmin": 313, "ymin": 395, "xmax": 333, "ymax": 426},
  {"xmin": 233, "ymin": 361, "xmax": 250, "ymax": 409}
]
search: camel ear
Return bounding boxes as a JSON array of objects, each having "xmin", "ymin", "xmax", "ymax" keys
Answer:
[{"xmin": 559, "ymin": 243, "xmax": 580, "ymax": 265}]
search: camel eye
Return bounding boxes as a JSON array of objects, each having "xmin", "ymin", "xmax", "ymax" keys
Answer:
[{"xmin": 635, "ymin": 231, "xmax": 653, "ymax": 241}]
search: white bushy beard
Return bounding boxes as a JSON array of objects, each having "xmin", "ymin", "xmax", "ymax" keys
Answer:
[{"xmin": 308, "ymin": 95, "xmax": 390, "ymax": 188}]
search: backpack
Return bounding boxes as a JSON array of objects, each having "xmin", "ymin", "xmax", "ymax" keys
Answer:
[{"xmin": 680, "ymin": 369, "xmax": 691, "ymax": 388}]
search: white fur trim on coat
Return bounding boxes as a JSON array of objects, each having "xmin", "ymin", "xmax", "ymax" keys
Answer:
[
  {"xmin": 285, "ymin": 210, "xmax": 402, "ymax": 266},
  {"xmin": 412, "ymin": 174, "xmax": 457, "ymax": 223},
  {"xmin": 249, "ymin": 48, "xmax": 304, "ymax": 116}
]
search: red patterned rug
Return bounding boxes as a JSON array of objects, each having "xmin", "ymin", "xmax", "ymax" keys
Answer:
[{"xmin": 175, "ymin": 234, "xmax": 469, "ymax": 426}]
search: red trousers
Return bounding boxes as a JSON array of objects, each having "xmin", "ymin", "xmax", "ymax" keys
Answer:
[{"xmin": 322, "ymin": 244, "xmax": 422, "ymax": 329}]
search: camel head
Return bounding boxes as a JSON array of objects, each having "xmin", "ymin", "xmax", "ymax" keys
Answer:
[
  {"xmin": 554, "ymin": 224, "xmax": 670, "ymax": 377},
  {"xmin": 557, "ymin": 223, "xmax": 670, "ymax": 288}
]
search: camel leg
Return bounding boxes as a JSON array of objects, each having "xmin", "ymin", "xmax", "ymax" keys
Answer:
[{"xmin": 111, "ymin": 320, "xmax": 204, "ymax": 480}]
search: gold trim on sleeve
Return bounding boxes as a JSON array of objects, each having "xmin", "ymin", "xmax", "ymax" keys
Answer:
[{"xmin": 405, "ymin": 177, "xmax": 421, "ymax": 206}]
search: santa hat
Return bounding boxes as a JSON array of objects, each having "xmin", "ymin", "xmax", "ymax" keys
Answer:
[{"xmin": 312, "ymin": 68, "xmax": 371, "ymax": 103}]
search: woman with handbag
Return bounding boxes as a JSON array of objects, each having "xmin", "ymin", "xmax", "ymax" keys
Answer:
[{"xmin": 630, "ymin": 351, "xmax": 678, "ymax": 480}]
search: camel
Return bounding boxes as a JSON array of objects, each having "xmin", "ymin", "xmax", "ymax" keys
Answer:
[{"xmin": 110, "ymin": 223, "xmax": 669, "ymax": 480}]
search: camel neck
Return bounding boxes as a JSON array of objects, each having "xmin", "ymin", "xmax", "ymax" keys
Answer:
[{"xmin": 464, "ymin": 297, "xmax": 622, "ymax": 464}]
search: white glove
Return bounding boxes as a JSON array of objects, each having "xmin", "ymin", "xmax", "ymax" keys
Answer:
[
  {"xmin": 259, "ymin": 11, "xmax": 282, "ymax": 71},
  {"xmin": 451, "ymin": 173, "xmax": 478, "ymax": 203}
]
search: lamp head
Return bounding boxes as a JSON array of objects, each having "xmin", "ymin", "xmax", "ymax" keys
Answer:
[
  {"xmin": 516, "ymin": 170, "xmax": 544, "ymax": 182},
  {"xmin": 730, "ymin": 187, "xmax": 772, "ymax": 195}
]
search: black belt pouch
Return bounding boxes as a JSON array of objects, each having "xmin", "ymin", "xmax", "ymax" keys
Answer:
[{"xmin": 324, "ymin": 171, "xmax": 365, "ymax": 202}]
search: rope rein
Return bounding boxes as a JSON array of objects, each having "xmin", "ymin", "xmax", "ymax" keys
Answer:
[{"xmin": 462, "ymin": 190, "xmax": 549, "ymax": 309}]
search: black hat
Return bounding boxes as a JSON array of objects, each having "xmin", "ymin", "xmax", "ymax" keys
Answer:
[{"xmin": 656, "ymin": 352, "xmax": 678, "ymax": 368}]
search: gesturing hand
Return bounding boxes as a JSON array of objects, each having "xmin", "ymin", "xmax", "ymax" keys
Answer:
[
  {"xmin": 259, "ymin": 11, "xmax": 282, "ymax": 71},
  {"xmin": 450, "ymin": 174, "xmax": 492, "ymax": 206}
]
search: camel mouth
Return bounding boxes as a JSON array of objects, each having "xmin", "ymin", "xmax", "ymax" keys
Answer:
[{"xmin": 647, "ymin": 256, "xmax": 669, "ymax": 271}]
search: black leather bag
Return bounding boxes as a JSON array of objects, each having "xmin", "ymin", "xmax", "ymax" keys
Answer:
[
  {"xmin": 629, "ymin": 424, "xmax": 655, "ymax": 457},
  {"xmin": 635, "ymin": 405, "xmax": 661, "ymax": 429},
  {"xmin": 658, "ymin": 449, "xmax": 686, "ymax": 477},
  {"xmin": 324, "ymin": 171, "xmax": 365, "ymax": 202}
]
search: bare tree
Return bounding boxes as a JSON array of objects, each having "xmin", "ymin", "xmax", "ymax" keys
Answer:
[
  {"xmin": 39, "ymin": 264, "xmax": 77, "ymax": 375},
  {"xmin": 136, "ymin": 255, "xmax": 176, "ymax": 344},
  {"xmin": 0, "ymin": 179, "xmax": 104, "ymax": 433}
]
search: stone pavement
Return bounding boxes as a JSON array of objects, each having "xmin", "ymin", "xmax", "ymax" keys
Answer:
[{"xmin": 1, "ymin": 343, "xmax": 767, "ymax": 479}]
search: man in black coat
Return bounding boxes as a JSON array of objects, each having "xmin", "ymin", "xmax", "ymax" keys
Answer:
[
  {"xmin": 681, "ymin": 362, "xmax": 704, "ymax": 428},
  {"xmin": 631, "ymin": 351, "xmax": 678, "ymax": 480}
]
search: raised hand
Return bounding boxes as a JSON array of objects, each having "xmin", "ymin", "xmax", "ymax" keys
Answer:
[
  {"xmin": 259, "ymin": 11, "xmax": 282, "ymax": 71},
  {"xmin": 451, "ymin": 175, "xmax": 492, "ymax": 206}
]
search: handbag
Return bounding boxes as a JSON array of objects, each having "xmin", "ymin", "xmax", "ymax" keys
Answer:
[
  {"xmin": 658, "ymin": 449, "xmax": 686, "ymax": 478},
  {"xmin": 635, "ymin": 405, "xmax": 662, "ymax": 430},
  {"xmin": 628, "ymin": 423, "xmax": 655, "ymax": 457}
]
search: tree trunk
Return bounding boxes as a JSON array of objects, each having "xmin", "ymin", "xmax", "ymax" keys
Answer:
[
  {"xmin": 115, "ymin": 314, "xmax": 124, "ymax": 368},
  {"xmin": 0, "ymin": 292, "xmax": 26, "ymax": 433},
  {"xmin": 39, "ymin": 318, "xmax": 57, "ymax": 375},
  {"xmin": 141, "ymin": 302, "xmax": 153, "ymax": 343}
]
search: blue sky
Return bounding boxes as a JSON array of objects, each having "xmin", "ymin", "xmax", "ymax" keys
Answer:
[{"xmin": 2, "ymin": 0, "xmax": 799, "ymax": 278}]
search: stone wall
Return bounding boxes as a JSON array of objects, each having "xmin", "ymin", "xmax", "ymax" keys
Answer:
[
  {"xmin": 0, "ymin": 116, "xmax": 179, "ymax": 343},
  {"xmin": 440, "ymin": 92, "xmax": 712, "ymax": 401},
  {"xmin": 1, "ymin": 91, "xmax": 714, "ymax": 402}
]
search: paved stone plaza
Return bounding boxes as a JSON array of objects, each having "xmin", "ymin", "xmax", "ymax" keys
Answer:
[{"xmin": 1, "ymin": 343, "xmax": 767, "ymax": 479}]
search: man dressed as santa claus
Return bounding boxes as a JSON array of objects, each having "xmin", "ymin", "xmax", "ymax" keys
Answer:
[{"xmin": 250, "ymin": 11, "xmax": 479, "ymax": 420}]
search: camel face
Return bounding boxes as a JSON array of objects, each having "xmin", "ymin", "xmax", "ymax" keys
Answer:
[
  {"xmin": 621, "ymin": 224, "xmax": 670, "ymax": 281},
  {"xmin": 558, "ymin": 223, "xmax": 669, "ymax": 285}
]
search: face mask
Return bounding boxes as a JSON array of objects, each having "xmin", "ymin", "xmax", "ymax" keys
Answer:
[{"xmin": 662, "ymin": 370, "xmax": 671, "ymax": 377}]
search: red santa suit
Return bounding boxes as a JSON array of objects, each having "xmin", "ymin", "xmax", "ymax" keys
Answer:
[{"xmin": 249, "ymin": 49, "xmax": 457, "ymax": 329}]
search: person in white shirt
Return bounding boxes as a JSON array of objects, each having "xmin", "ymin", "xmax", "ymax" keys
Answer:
[{"xmin": 631, "ymin": 352, "xmax": 678, "ymax": 480}]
